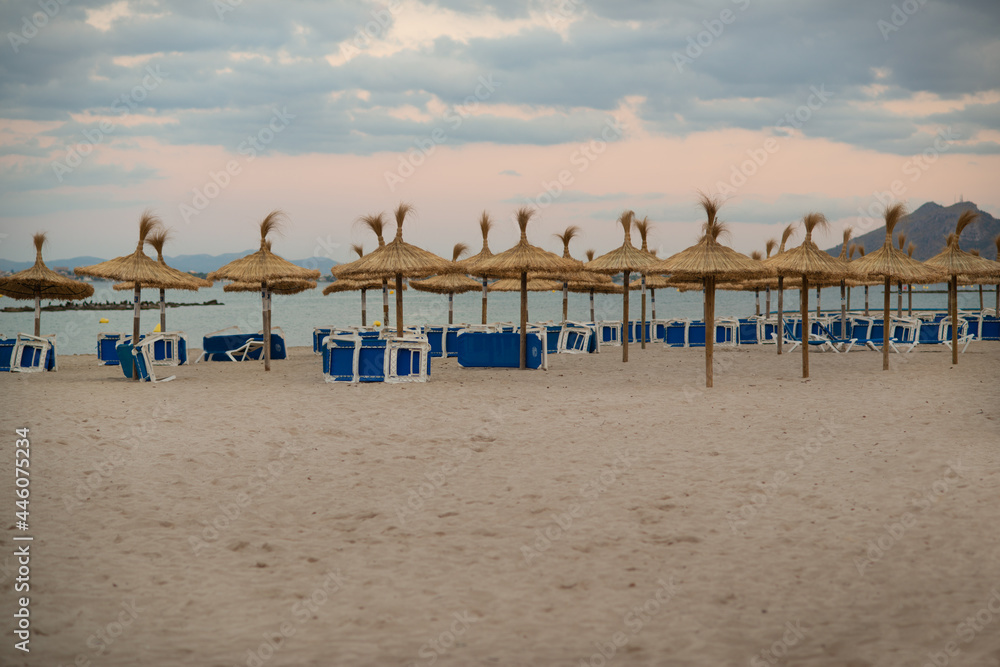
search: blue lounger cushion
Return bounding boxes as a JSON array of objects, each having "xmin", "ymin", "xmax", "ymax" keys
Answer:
[
  {"xmin": 455, "ymin": 332, "xmax": 544, "ymax": 369},
  {"xmin": 201, "ymin": 333, "xmax": 286, "ymax": 361}
]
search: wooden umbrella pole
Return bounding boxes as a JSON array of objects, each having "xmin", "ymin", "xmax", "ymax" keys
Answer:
[
  {"xmin": 755, "ymin": 289, "xmax": 760, "ymax": 316},
  {"xmin": 978, "ymin": 284, "xmax": 984, "ymax": 311},
  {"xmin": 34, "ymin": 291, "xmax": 41, "ymax": 337},
  {"xmin": 765, "ymin": 287, "xmax": 771, "ymax": 318},
  {"xmin": 815, "ymin": 286, "xmax": 821, "ymax": 317},
  {"xmin": 907, "ymin": 284, "xmax": 912, "ymax": 316},
  {"xmin": 481, "ymin": 278, "xmax": 488, "ymax": 325},
  {"xmin": 840, "ymin": 281, "xmax": 847, "ymax": 342},
  {"xmin": 864, "ymin": 285, "xmax": 870, "ymax": 316},
  {"xmin": 897, "ymin": 281, "xmax": 903, "ymax": 317},
  {"xmin": 382, "ymin": 279, "xmax": 390, "ymax": 327},
  {"xmin": 520, "ymin": 271, "xmax": 528, "ymax": 370},
  {"xmin": 847, "ymin": 285, "xmax": 851, "ymax": 312},
  {"xmin": 776, "ymin": 276, "xmax": 784, "ymax": 355},
  {"xmin": 651, "ymin": 288, "xmax": 657, "ymax": 320},
  {"xmin": 622, "ymin": 270, "xmax": 630, "ymax": 363},
  {"xmin": 395, "ymin": 273, "xmax": 404, "ymax": 337},
  {"xmin": 801, "ymin": 275, "xmax": 810, "ymax": 379},
  {"xmin": 263, "ymin": 284, "xmax": 271, "ymax": 372},
  {"xmin": 882, "ymin": 277, "xmax": 890, "ymax": 371},
  {"xmin": 562, "ymin": 282, "xmax": 568, "ymax": 323},
  {"xmin": 705, "ymin": 276, "xmax": 715, "ymax": 388},
  {"xmin": 641, "ymin": 275, "xmax": 647, "ymax": 349},
  {"xmin": 132, "ymin": 284, "xmax": 141, "ymax": 380},
  {"xmin": 361, "ymin": 289, "xmax": 367, "ymax": 327},
  {"xmin": 448, "ymin": 292, "xmax": 454, "ymax": 325},
  {"xmin": 159, "ymin": 287, "xmax": 166, "ymax": 332},
  {"xmin": 589, "ymin": 289, "xmax": 595, "ymax": 322},
  {"xmin": 951, "ymin": 275, "xmax": 958, "ymax": 365}
]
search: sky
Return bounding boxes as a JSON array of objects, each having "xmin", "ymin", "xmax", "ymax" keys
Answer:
[{"xmin": 1, "ymin": 0, "xmax": 999, "ymax": 265}]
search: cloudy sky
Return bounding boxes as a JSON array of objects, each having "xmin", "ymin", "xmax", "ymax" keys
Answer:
[{"xmin": 1, "ymin": 0, "xmax": 998, "ymax": 264}]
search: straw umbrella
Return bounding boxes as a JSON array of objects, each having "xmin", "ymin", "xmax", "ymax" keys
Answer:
[
  {"xmin": 895, "ymin": 233, "xmax": 908, "ymax": 317},
  {"xmin": 764, "ymin": 239, "xmax": 777, "ymax": 317},
  {"xmin": 906, "ymin": 242, "xmax": 916, "ymax": 316},
  {"xmin": 763, "ymin": 222, "xmax": 798, "ymax": 355},
  {"xmin": 489, "ymin": 276, "xmax": 562, "ymax": 292},
  {"xmin": 410, "ymin": 243, "xmax": 481, "ymax": 324},
  {"xmin": 849, "ymin": 204, "xmax": 943, "ymax": 371},
  {"xmin": 589, "ymin": 210, "xmax": 658, "ymax": 362},
  {"xmin": 75, "ymin": 211, "xmax": 195, "ymax": 379},
  {"xmin": 645, "ymin": 195, "xmax": 771, "ymax": 387},
  {"xmin": 457, "ymin": 212, "xmax": 497, "ymax": 325},
  {"xmin": 113, "ymin": 229, "xmax": 212, "ymax": 332},
  {"xmin": 207, "ymin": 211, "xmax": 321, "ymax": 371},
  {"xmin": 577, "ymin": 249, "xmax": 620, "ymax": 321},
  {"xmin": 225, "ymin": 279, "xmax": 316, "ymax": 295},
  {"xmin": 923, "ymin": 210, "xmax": 1000, "ymax": 365},
  {"xmin": 633, "ymin": 216, "xmax": 659, "ymax": 348},
  {"xmin": 0, "ymin": 232, "xmax": 94, "ymax": 336},
  {"xmin": 336, "ymin": 203, "xmax": 454, "ymax": 338},
  {"xmin": 550, "ymin": 226, "xmax": 582, "ymax": 324},
  {"xmin": 474, "ymin": 207, "xmax": 582, "ymax": 369},
  {"xmin": 766, "ymin": 213, "xmax": 851, "ymax": 379},
  {"xmin": 326, "ymin": 245, "xmax": 370, "ymax": 325}
]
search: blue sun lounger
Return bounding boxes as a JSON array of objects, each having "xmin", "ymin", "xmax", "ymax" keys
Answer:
[
  {"xmin": 115, "ymin": 335, "xmax": 175, "ymax": 382},
  {"xmin": 196, "ymin": 327, "xmax": 287, "ymax": 362},
  {"xmin": 0, "ymin": 334, "xmax": 57, "ymax": 372},
  {"xmin": 454, "ymin": 331, "xmax": 547, "ymax": 370},
  {"xmin": 979, "ymin": 311, "xmax": 999, "ymax": 341},
  {"xmin": 322, "ymin": 333, "xmax": 431, "ymax": 383},
  {"xmin": 98, "ymin": 332, "xmax": 146, "ymax": 365}
]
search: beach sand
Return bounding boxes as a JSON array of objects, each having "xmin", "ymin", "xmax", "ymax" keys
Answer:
[{"xmin": 1, "ymin": 342, "xmax": 999, "ymax": 666}]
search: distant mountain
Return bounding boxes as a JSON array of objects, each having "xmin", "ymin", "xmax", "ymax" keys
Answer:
[
  {"xmin": 826, "ymin": 201, "xmax": 1000, "ymax": 261},
  {"xmin": 0, "ymin": 251, "xmax": 339, "ymax": 274}
]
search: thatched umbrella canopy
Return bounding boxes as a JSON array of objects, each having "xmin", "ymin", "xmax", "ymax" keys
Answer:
[
  {"xmin": 542, "ymin": 225, "xmax": 588, "ymax": 324},
  {"xmin": 573, "ymin": 249, "xmax": 620, "ymax": 321},
  {"xmin": 336, "ymin": 203, "xmax": 454, "ymax": 337},
  {"xmin": 456, "ymin": 212, "xmax": 497, "ymax": 324},
  {"xmin": 207, "ymin": 210, "xmax": 321, "ymax": 371},
  {"xmin": 113, "ymin": 229, "xmax": 212, "ymax": 332},
  {"xmin": 766, "ymin": 213, "xmax": 850, "ymax": 378},
  {"xmin": 474, "ymin": 207, "xmax": 582, "ymax": 369},
  {"xmin": 410, "ymin": 243, "xmax": 481, "ymax": 324},
  {"xmin": 324, "ymin": 244, "xmax": 392, "ymax": 326},
  {"xmin": 335, "ymin": 214, "xmax": 394, "ymax": 327},
  {"xmin": 758, "ymin": 223, "xmax": 798, "ymax": 354},
  {"xmin": 0, "ymin": 232, "xmax": 94, "ymax": 336},
  {"xmin": 225, "ymin": 279, "xmax": 316, "ymax": 295},
  {"xmin": 588, "ymin": 210, "xmax": 658, "ymax": 362},
  {"xmin": 75, "ymin": 211, "xmax": 195, "ymax": 379},
  {"xmin": 645, "ymin": 195, "xmax": 772, "ymax": 387},
  {"xmin": 489, "ymin": 276, "xmax": 562, "ymax": 292},
  {"xmin": 924, "ymin": 210, "xmax": 1000, "ymax": 364},
  {"xmin": 849, "ymin": 203, "xmax": 944, "ymax": 370}
]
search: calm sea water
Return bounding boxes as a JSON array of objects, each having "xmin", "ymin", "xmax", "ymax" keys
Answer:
[{"xmin": 0, "ymin": 280, "xmax": 987, "ymax": 356}]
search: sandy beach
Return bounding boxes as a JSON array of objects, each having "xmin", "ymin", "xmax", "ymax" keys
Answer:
[{"xmin": 1, "ymin": 342, "xmax": 999, "ymax": 666}]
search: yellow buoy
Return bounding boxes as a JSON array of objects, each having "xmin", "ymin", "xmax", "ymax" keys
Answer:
[
  {"xmin": 99, "ymin": 318, "xmax": 109, "ymax": 323},
  {"xmin": 154, "ymin": 323, "xmax": 161, "ymax": 332},
  {"xmin": 374, "ymin": 321, "xmax": 382, "ymax": 327}
]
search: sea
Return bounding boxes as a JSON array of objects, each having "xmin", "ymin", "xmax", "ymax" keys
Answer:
[{"xmin": 0, "ymin": 280, "xmax": 989, "ymax": 356}]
